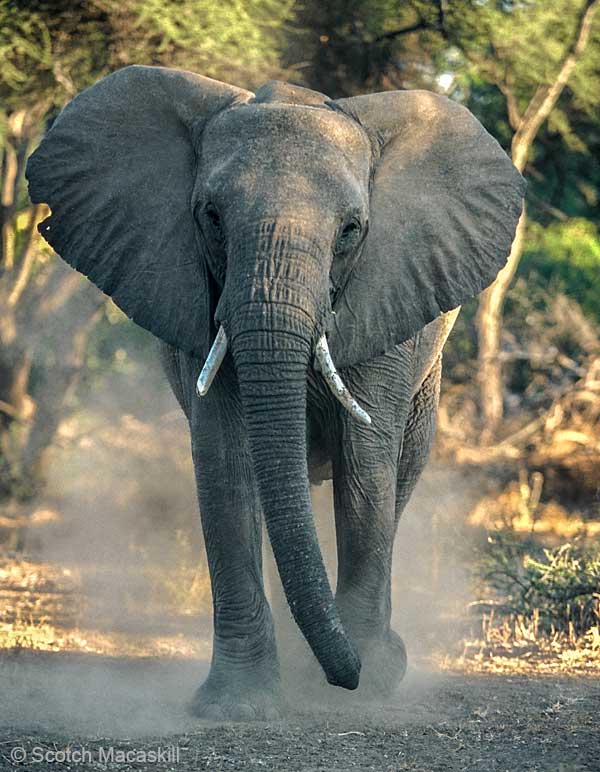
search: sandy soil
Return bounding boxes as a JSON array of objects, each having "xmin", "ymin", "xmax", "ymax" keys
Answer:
[{"xmin": 0, "ymin": 653, "xmax": 598, "ymax": 771}]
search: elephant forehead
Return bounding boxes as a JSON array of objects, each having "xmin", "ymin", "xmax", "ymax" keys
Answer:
[{"xmin": 203, "ymin": 103, "xmax": 372, "ymax": 167}]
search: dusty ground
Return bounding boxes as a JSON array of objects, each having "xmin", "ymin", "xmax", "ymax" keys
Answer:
[
  {"xmin": 0, "ymin": 461, "xmax": 598, "ymax": 770},
  {"xmin": 0, "ymin": 652, "xmax": 598, "ymax": 771}
]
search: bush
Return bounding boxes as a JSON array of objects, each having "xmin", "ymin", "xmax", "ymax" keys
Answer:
[{"xmin": 479, "ymin": 534, "xmax": 600, "ymax": 636}]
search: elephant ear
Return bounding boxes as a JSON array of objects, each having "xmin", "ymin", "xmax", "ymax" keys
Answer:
[
  {"xmin": 328, "ymin": 90, "xmax": 526, "ymax": 367},
  {"xmin": 27, "ymin": 65, "xmax": 252, "ymax": 356}
]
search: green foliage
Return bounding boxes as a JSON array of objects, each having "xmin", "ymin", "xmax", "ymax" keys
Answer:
[
  {"xmin": 481, "ymin": 534, "xmax": 600, "ymax": 635},
  {"xmin": 520, "ymin": 219, "xmax": 600, "ymax": 322},
  {"xmin": 0, "ymin": 0, "xmax": 295, "ymax": 118},
  {"xmin": 443, "ymin": 0, "xmax": 600, "ymax": 121},
  {"xmin": 526, "ymin": 119, "xmax": 600, "ymax": 224},
  {"xmin": 0, "ymin": 2, "xmax": 113, "ymax": 115},
  {"xmin": 440, "ymin": 298, "xmax": 479, "ymax": 382},
  {"xmin": 0, "ymin": 3, "xmax": 52, "ymax": 92},
  {"xmin": 129, "ymin": 0, "xmax": 295, "ymax": 85}
]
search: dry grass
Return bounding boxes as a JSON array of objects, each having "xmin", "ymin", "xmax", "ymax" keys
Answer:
[
  {"xmin": 0, "ymin": 553, "xmax": 212, "ymax": 659},
  {"xmin": 435, "ymin": 614, "xmax": 600, "ymax": 676},
  {"xmin": 1, "ymin": 551, "xmax": 598, "ymax": 677},
  {"xmin": 0, "ymin": 613, "xmax": 209, "ymax": 659},
  {"xmin": 468, "ymin": 479, "xmax": 600, "ymax": 541}
]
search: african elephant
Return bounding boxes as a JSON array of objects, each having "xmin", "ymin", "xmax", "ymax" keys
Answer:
[{"xmin": 27, "ymin": 65, "xmax": 524, "ymax": 720}]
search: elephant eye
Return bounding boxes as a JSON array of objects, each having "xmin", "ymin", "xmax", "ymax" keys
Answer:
[
  {"xmin": 335, "ymin": 217, "xmax": 363, "ymax": 256},
  {"xmin": 204, "ymin": 203, "xmax": 225, "ymax": 242},
  {"xmin": 341, "ymin": 220, "xmax": 360, "ymax": 239}
]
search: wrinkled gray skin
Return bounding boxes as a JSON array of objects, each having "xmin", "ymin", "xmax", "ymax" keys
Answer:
[{"xmin": 27, "ymin": 66, "xmax": 525, "ymax": 721}]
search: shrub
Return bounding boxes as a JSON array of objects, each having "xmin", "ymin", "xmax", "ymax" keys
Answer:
[{"xmin": 479, "ymin": 534, "xmax": 600, "ymax": 636}]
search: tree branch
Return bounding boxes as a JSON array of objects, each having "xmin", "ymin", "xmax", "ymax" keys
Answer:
[
  {"xmin": 0, "ymin": 399, "xmax": 21, "ymax": 420},
  {"xmin": 527, "ymin": 191, "xmax": 570, "ymax": 222},
  {"xmin": 7, "ymin": 205, "xmax": 46, "ymax": 308},
  {"xmin": 366, "ymin": 1, "xmax": 448, "ymax": 46},
  {"xmin": 512, "ymin": 0, "xmax": 599, "ymax": 171},
  {"xmin": 498, "ymin": 78, "xmax": 522, "ymax": 131},
  {"xmin": 372, "ymin": 8, "xmax": 447, "ymax": 44},
  {"xmin": 1, "ymin": 111, "xmax": 30, "ymax": 217},
  {"xmin": 373, "ymin": 20, "xmax": 431, "ymax": 44},
  {"xmin": 0, "ymin": 111, "xmax": 32, "ymax": 273}
]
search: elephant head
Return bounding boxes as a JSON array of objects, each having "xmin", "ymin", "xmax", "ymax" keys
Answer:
[{"xmin": 27, "ymin": 66, "xmax": 525, "ymax": 690}]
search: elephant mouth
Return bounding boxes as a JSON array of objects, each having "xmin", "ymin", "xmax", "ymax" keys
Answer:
[{"xmin": 196, "ymin": 326, "xmax": 372, "ymax": 426}]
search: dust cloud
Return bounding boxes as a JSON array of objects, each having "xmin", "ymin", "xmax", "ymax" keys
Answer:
[
  {"xmin": 267, "ymin": 467, "xmax": 481, "ymax": 705},
  {"xmin": 1, "ymin": 338, "xmax": 212, "ymax": 737},
  {"xmin": 1, "ymin": 332, "xmax": 482, "ymax": 737},
  {"xmin": 31, "ymin": 347, "xmax": 202, "ymax": 627},
  {"xmin": 0, "ymin": 655, "xmax": 205, "ymax": 737},
  {"xmin": 307, "ymin": 470, "xmax": 480, "ymax": 657}
]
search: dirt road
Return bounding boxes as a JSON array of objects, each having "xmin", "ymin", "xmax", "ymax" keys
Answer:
[{"xmin": 0, "ymin": 653, "xmax": 598, "ymax": 771}]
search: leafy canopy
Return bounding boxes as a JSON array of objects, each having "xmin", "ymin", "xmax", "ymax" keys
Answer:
[{"xmin": 0, "ymin": 0, "xmax": 296, "ymax": 120}]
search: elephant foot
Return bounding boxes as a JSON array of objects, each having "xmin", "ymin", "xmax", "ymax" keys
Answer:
[
  {"xmin": 188, "ymin": 671, "xmax": 283, "ymax": 722},
  {"xmin": 353, "ymin": 629, "xmax": 407, "ymax": 699}
]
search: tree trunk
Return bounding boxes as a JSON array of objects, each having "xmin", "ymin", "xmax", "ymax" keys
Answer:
[
  {"xmin": 476, "ymin": 206, "xmax": 527, "ymax": 443},
  {"xmin": 476, "ymin": 0, "xmax": 599, "ymax": 442},
  {"xmin": 1, "ymin": 110, "xmax": 30, "ymax": 272}
]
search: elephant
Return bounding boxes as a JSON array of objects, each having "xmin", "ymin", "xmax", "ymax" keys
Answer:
[{"xmin": 26, "ymin": 65, "xmax": 525, "ymax": 720}]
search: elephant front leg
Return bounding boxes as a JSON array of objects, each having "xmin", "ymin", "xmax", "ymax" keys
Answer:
[
  {"xmin": 333, "ymin": 449, "xmax": 407, "ymax": 699},
  {"xmin": 189, "ymin": 376, "xmax": 281, "ymax": 721},
  {"xmin": 332, "ymin": 351, "xmax": 412, "ymax": 699}
]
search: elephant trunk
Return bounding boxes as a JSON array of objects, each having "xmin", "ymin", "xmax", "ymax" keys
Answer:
[
  {"xmin": 224, "ymin": 243, "xmax": 360, "ymax": 688},
  {"xmin": 231, "ymin": 311, "xmax": 360, "ymax": 688}
]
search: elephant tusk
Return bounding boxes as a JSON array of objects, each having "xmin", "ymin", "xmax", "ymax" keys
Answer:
[
  {"xmin": 314, "ymin": 335, "xmax": 372, "ymax": 426},
  {"xmin": 196, "ymin": 327, "xmax": 228, "ymax": 396}
]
